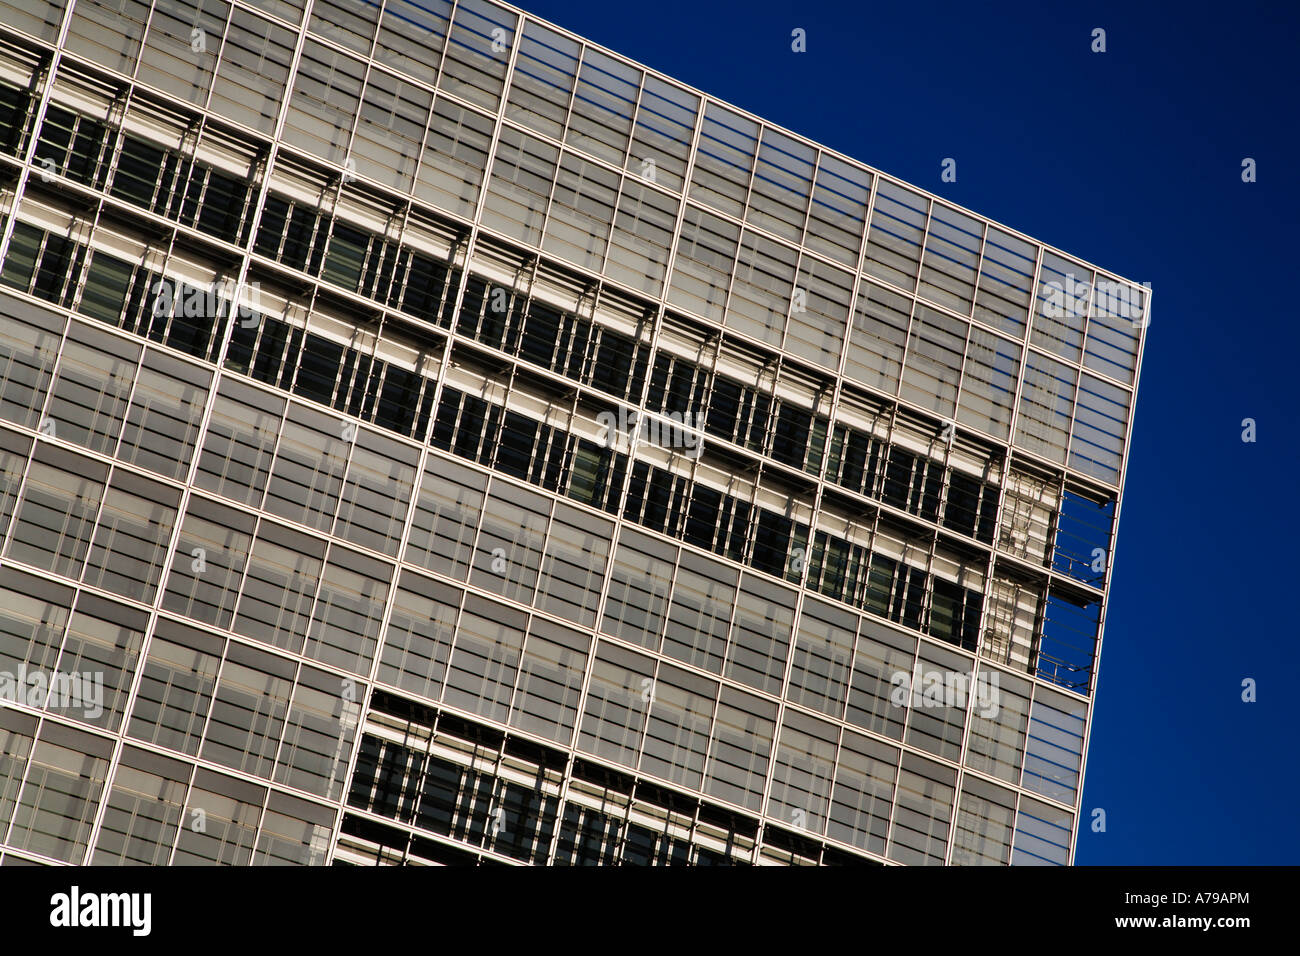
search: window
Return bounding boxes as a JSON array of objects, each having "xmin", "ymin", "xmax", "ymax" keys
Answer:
[
  {"xmin": 726, "ymin": 230, "xmax": 796, "ymax": 347},
  {"xmin": 904, "ymin": 643, "xmax": 970, "ymax": 761},
  {"xmin": 304, "ymin": 545, "xmax": 391, "ymax": 676},
  {"xmin": 640, "ymin": 663, "xmax": 715, "ymax": 791},
  {"xmin": 966, "ymin": 669, "xmax": 1031, "ymax": 785},
  {"xmin": 578, "ymin": 640, "xmax": 655, "ymax": 767},
  {"xmin": 601, "ymin": 529, "xmax": 676, "ymax": 650},
  {"xmin": 626, "ymin": 75, "xmax": 697, "ymax": 193},
  {"xmin": 748, "ymin": 128, "xmax": 815, "ymax": 243},
  {"xmin": 829, "ymin": 731, "xmax": 897, "ymax": 857},
  {"xmin": 605, "ymin": 180, "xmax": 678, "ymax": 296},
  {"xmin": 788, "ymin": 598, "xmax": 858, "ymax": 720},
  {"xmin": 536, "ymin": 503, "xmax": 612, "ymax": 629},
  {"xmin": 543, "ymin": 151, "xmax": 619, "ymax": 272},
  {"xmin": 900, "ymin": 305, "xmax": 967, "ymax": 418},
  {"xmin": 1068, "ymin": 373, "xmax": 1129, "ymax": 486},
  {"xmin": 510, "ymin": 617, "xmax": 590, "ymax": 745},
  {"xmin": 887, "ymin": 753, "xmax": 955, "ymax": 866},
  {"xmin": 308, "ymin": 0, "xmax": 380, "ymax": 55},
  {"xmin": 263, "ymin": 402, "xmax": 350, "ymax": 533},
  {"xmin": 79, "ymin": 251, "xmax": 136, "ymax": 324},
  {"xmin": 34, "ymin": 104, "xmax": 113, "ymax": 189},
  {"xmin": 0, "ymin": 294, "xmax": 64, "ymax": 429},
  {"xmin": 668, "ymin": 206, "xmax": 738, "ymax": 322},
  {"xmin": 769, "ymin": 710, "xmax": 838, "ymax": 836},
  {"xmin": 275, "ymin": 664, "xmax": 362, "ymax": 801},
  {"xmin": 233, "ymin": 519, "xmax": 326, "ymax": 656},
  {"xmin": 443, "ymin": 594, "xmax": 527, "ymax": 724},
  {"xmin": 482, "ymin": 126, "xmax": 558, "ymax": 247},
  {"xmin": 45, "ymin": 320, "xmax": 139, "ymax": 455},
  {"xmin": 439, "ymin": 0, "xmax": 515, "ymax": 111},
  {"xmin": 864, "ymin": 180, "xmax": 928, "ymax": 293},
  {"xmin": 377, "ymin": 570, "xmax": 461, "ymax": 703},
  {"xmin": 6, "ymin": 444, "xmax": 108, "ymax": 580},
  {"xmin": 195, "ymin": 378, "xmax": 285, "ymax": 507},
  {"xmin": 200, "ymin": 644, "xmax": 294, "ymax": 780},
  {"xmin": 566, "ymin": 48, "xmax": 639, "ymax": 166},
  {"xmin": 725, "ymin": 573, "xmax": 795, "ymax": 695},
  {"xmin": 507, "ymin": 20, "xmax": 580, "ymax": 139},
  {"xmin": 919, "ymin": 203, "xmax": 982, "ymax": 316},
  {"xmin": 1023, "ymin": 688, "xmax": 1087, "ymax": 803},
  {"xmin": 82, "ymin": 469, "xmax": 180, "ymax": 604},
  {"xmin": 284, "ymin": 40, "xmax": 366, "ymax": 164},
  {"xmin": 705, "ymin": 686, "xmax": 776, "ymax": 813},
  {"xmin": 469, "ymin": 480, "xmax": 551, "ymax": 605},
  {"xmin": 375, "ymin": 0, "xmax": 452, "ymax": 82},
  {"xmin": 405, "ymin": 454, "xmax": 486, "ymax": 580},
  {"xmin": 65, "ymin": 0, "xmax": 149, "ymax": 75},
  {"xmin": 662, "ymin": 551, "xmax": 736, "ymax": 674},
  {"xmin": 118, "ymin": 347, "xmax": 211, "ymax": 480},
  {"xmin": 49, "ymin": 593, "xmax": 148, "ymax": 732},
  {"xmin": 353, "ymin": 70, "xmax": 431, "ymax": 191},
  {"xmin": 0, "ymin": 567, "xmax": 72, "ymax": 678},
  {"xmin": 845, "ymin": 280, "xmax": 911, "ymax": 395},
  {"xmin": 138, "ymin": 0, "xmax": 230, "ymax": 105},
  {"xmin": 334, "ymin": 426, "xmax": 419, "ymax": 557},
  {"xmin": 845, "ymin": 618, "xmax": 914, "ymax": 742},
  {"xmin": 91, "ymin": 746, "xmax": 190, "ymax": 865},
  {"xmin": 253, "ymin": 791, "xmax": 335, "ymax": 866},
  {"xmin": 174, "ymin": 769, "xmax": 265, "ymax": 865},
  {"xmin": 958, "ymin": 326, "xmax": 1021, "ymax": 440},
  {"xmin": 7, "ymin": 723, "xmax": 112, "ymax": 863},
  {"xmin": 689, "ymin": 103, "xmax": 757, "ymax": 218},
  {"xmin": 806, "ymin": 155, "xmax": 871, "ymax": 267},
  {"xmin": 127, "ymin": 619, "xmax": 223, "ymax": 757},
  {"xmin": 417, "ymin": 97, "xmax": 493, "ymax": 220},
  {"xmin": 975, "ymin": 227, "xmax": 1035, "ymax": 339}
]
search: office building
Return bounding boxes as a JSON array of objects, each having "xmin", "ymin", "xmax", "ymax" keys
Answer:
[{"xmin": 0, "ymin": 0, "xmax": 1146, "ymax": 865}]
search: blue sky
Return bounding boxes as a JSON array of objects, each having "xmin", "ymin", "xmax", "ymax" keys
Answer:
[{"xmin": 519, "ymin": 0, "xmax": 1300, "ymax": 863}]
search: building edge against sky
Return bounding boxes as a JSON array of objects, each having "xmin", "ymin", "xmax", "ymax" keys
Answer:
[{"xmin": 0, "ymin": 0, "xmax": 1147, "ymax": 866}]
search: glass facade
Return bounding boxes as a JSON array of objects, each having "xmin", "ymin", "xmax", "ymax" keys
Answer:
[{"xmin": 0, "ymin": 0, "xmax": 1145, "ymax": 866}]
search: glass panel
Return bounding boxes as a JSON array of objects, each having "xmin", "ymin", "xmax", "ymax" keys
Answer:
[
  {"xmin": 439, "ymin": 0, "xmax": 516, "ymax": 111},
  {"xmin": 900, "ymin": 305, "xmax": 967, "ymax": 418},
  {"xmin": 283, "ymin": 39, "xmax": 366, "ymax": 164},
  {"xmin": 376, "ymin": 569, "xmax": 460, "ymax": 703},
  {"xmin": 957, "ymin": 326, "xmax": 1021, "ymax": 440},
  {"xmin": 748, "ymin": 127, "xmax": 815, "ymax": 243},
  {"xmin": 416, "ymin": 97, "xmax": 493, "ymax": 220},
  {"xmin": 542, "ymin": 151, "xmax": 619, "ymax": 272},
  {"xmin": 83, "ymin": 470, "xmax": 179, "ymax": 604},
  {"xmin": 506, "ymin": 20, "xmax": 579, "ymax": 139},
  {"xmin": 481, "ymin": 126, "xmax": 558, "ymax": 247},
  {"xmin": 1014, "ymin": 350, "xmax": 1076, "ymax": 465},
  {"xmin": 626, "ymin": 75, "xmax": 697, "ymax": 193},
  {"xmin": 704, "ymin": 685, "xmax": 776, "ymax": 813},
  {"xmin": 442, "ymin": 594, "xmax": 527, "ymax": 724},
  {"xmin": 864, "ymin": 180, "xmax": 927, "ymax": 293},
  {"xmin": 212, "ymin": 9, "xmax": 297, "ymax": 135},
  {"xmin": 565, "ymin": 48, "xmax": 639, "ymax": 165},
  {"xmin": 1068, "ymin": 372, "xmax": 1129, "ymax": 485},
  {"xmin": 975, "ymin": 227, "xmax": 1035, "ymax": 339},
  {"xmin": 769, "ymin": 709, "xmax": 838, "ymax": 836},
  {"xmin": 689, "ymin": 102, "xmax": 757, "ymax": 218},
  {"xmin": 138, "ymin": 0, "xmax": 230, "ymax": 105}
]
